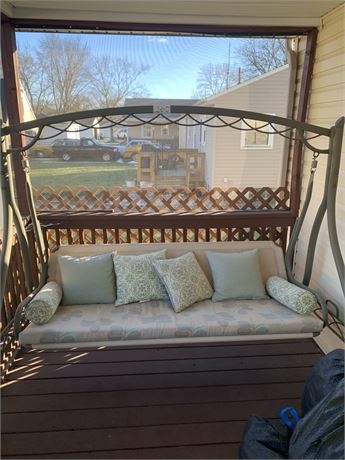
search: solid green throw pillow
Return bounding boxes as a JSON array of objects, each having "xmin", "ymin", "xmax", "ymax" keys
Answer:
[
  {"xmin": 206, "ymin": 249, "xmax": 267, "ymax": 301},
  {"xmin": 266, "ymin": 276, "xmax": 317, "ymax": 314},
  {"xmin": 26, "ymin": 281, "xmax": 62, "ymax": 325},
  {"xmin": 58, "ymin": 253, "xmax": 116, "ymax": 305}
]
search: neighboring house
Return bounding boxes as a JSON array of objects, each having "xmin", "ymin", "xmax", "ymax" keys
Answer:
[
  {"xmin": 20, "ymin": 82, "xmax": 36, "ymax": 122},
  {"xmin": 180, "ymin": 65, "xmax": 291, "ymax": 189},
  {"xmin": 124, "ymin": 98, "xmax": 199, "ymax": 148}
]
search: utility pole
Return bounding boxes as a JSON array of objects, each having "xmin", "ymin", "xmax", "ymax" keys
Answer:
[
  {"xmin": 238, "ymin": 67, "xmax": 241, "ymax": 84},
  {"xmin": 226, "ymin": 41, "xmax": 231, "ymax": 89}
]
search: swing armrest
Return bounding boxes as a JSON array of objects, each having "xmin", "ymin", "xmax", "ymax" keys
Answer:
[
  {"xmin": 13, "ymin": 283, "xmax": 46, "ymax": 338},
  {"xmin": 288, "ymin": 278, "xmax": 328, "ymax": 327}
]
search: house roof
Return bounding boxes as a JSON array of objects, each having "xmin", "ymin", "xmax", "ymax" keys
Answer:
[
  {"xmin": 124, "ymin": 98, "xmax": 199, "ymax": 107},
  {"xmin": 197, "ymin": 64, "xmax": 289, "ymax": 105}
]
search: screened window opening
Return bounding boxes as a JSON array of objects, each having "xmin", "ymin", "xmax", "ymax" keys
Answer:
[{"xmin": 16, "ymin": 30, "xmax": 297, "ymax": 212}]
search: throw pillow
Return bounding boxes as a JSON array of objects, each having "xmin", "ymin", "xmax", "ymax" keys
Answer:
[
  {"xmin": 26, "ymin": 281, "xmax": 62, "ymax": 325},
  {"xmin": 266, "ymin": 276, "xmax": 317, "ymax": 314},
  {"xmin": 113, "ymin": 249, "xmax": 168, "ymax": 306},
  {"xmin": 152, "ymin": 252, "xmax": 213, "ymax": 312},
  {"xmin": 206, "ymin": 249, "xmax": 267, "ymax": 301},
  {"xmin": 58, "ymin": 253, "xmax": 116, "ymax": 305}
]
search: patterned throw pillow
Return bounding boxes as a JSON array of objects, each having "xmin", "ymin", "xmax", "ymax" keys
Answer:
[
  {"xmin": 26, "ymin": 281, "xmax": 62, "ymax": 325},
  {"xmin": 266, "ymin": 276, "xmax": 317, "ymax": 314},
  {"xmin": 152, "ymin": 252, "xmax": 213, "ymax": 313},
  {"xmin": 113, "ymin": 250, "xmax": 168, "ymax": 306}
]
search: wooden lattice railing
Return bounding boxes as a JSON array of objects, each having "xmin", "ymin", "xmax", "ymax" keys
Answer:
[
  {"xmin": 1, "ymin": 233, "xmax": 34, "ymax": 377},
  {"xmin": 41, "ymin": 225, "xmax": 289, "ymax": 252},
  {"xmin": 33, "ymin": 186, "xmax": 290, "ymax": 212}
]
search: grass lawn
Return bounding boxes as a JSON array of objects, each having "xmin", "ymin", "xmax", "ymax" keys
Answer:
[{"xmin": 30, "ymin": 159, "xmax": 136, "ymax": 189}]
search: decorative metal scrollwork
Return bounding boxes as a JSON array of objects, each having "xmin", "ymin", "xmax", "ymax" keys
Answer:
[{"xmin": 1, "ymin": 105, "xmax": 331, "ymax": 155}]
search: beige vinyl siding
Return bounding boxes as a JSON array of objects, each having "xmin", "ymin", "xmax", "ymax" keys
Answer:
[
  {"xmin": 293, "ymin": 3, "xmax": 345, "ymax": 320},
  {"xmin": 202, "ymin": 66, "xmax": 290, "ymax": 188}
]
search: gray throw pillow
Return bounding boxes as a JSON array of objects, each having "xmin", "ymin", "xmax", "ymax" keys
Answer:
[
  {"xmin": 113, "ymin": 250, "xmax": 168, "ymax": 306},
  {"xmin": 153, "ymin": 252, "xmax": 213, "ymax": 312},
  {"xmin": 206, "ymin": 249, "xmax": 267, "ymax": 301},
  {"xmin": 26, "ymin": 281, "xmax": 62, "ymax": 325},
  {"xmin": 58, "ymin": 253, "xmax": 116, "ymax": 305}
]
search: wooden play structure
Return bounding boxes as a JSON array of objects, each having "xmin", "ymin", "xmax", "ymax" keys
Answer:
[{"xmin": 135, "ymin": 149, "xmax": 205, "ymax": 188}]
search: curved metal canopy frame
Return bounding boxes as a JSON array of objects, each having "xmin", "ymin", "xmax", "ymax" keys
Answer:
[{"xmin": 1, "ymin": 105, "xmax": 344, "ymax": 336}]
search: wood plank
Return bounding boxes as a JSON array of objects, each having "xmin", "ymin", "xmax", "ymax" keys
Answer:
[
  {"xmin": 7, "ymin": 354, "xmax": 320, "ymax": 380},
  {"xmin": 1, "ymin": 339, "xmax": 322, "ymax": 459},
  {"xmin": 1, "ymin": 366, "xmax": 312, "ymax": 396},
  {"xmin": 15, "ymin": 341, "xmax": 321, "ymax": 366},
  {"xmin": 2, "ymin": 381, "xmax": 305, "ymax": 413},
  {"xmin": 0, "ymin": 442, "xmax": 241, "ymax": 459},
  {"xmin": 2, "ymin": 398, "xmax": 300, "ymax": 433},
  {"xmin": 37, "ymin": 209, "xmax": 296, "ymax": 229},
  {"xmin": 2, "ymin": 420, "xmax": 248, "ymax": 456}
]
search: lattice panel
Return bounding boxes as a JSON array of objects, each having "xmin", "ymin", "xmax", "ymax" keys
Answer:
[
  {"xmin": 34, "ymin": 186, "xmax": 290, "ymax": 212},
  {"xmin": 44, "ymin": 226, "xmax": 288, "ymax": 252}
]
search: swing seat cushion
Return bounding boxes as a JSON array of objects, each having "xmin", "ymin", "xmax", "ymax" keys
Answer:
[{"xmin": 19, "ymin": 297, "xmax": 323, "ymax": 347}]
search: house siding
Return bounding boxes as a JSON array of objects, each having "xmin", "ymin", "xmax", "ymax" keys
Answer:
[
  {"xmin": 201, "ymin": 66, "xmax": 291, "ymax": 188},
  {"xmin": 293, "ymin": 4, "xmax": 345, "ymax": 320},
  {"xmin": 128, "ymin": 123, "xmax": 180, "ymax": 147}
]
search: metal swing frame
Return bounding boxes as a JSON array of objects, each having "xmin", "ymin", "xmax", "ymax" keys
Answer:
[{"xmin": 1, "ymin": 105, "xmax": 344, "ymax": 339}]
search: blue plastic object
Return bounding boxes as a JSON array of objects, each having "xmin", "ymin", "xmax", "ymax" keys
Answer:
[{"xmin": 279, "ymin": 407, "xmax": 300, "ymax": 431}]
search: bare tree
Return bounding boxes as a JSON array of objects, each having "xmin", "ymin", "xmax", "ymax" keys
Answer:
[
  {"xmin": 88, "ymin": 56, "xmax": 150, "ymax": 107},
  {"xmin": 18, "ymin": 46, "xmax": 50, "ymax": 116},
  {"xmin": 237, "ymin": 38, "xmax": 287, "ymax": 79},
  {"xmin": 37, "ymin": 35, "xmax": 92, "ymax": 113},
  {"xmin": 193, "ymin": 63, "xmax": 237, "ymax": 99}
]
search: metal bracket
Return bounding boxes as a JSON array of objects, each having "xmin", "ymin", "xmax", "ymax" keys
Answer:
[{"xmin": 153, "ymin": 104, "xmax": 171, "ymax": 114}]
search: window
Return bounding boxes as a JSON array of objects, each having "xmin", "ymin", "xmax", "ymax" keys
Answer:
[
  {"xmin": 241, "ymin": 119, "xmax": 273, "ymax": 149},
  {"xmin": 142, "ymin": 125, "xmax": 154, "ymax": 138},
  {"xmin": 161, "ymin": 125, "xmax": 169, "ymax": 137}
]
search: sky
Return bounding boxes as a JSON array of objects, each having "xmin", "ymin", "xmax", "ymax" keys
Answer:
[{"xmin": 16, "ymin": 32, "xmax": 244, "ymax": 99}]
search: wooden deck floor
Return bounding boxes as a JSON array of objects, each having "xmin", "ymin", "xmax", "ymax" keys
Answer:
[{"xmin": 2, "ymin": 339, "xmax": 322, "ymax": 459}]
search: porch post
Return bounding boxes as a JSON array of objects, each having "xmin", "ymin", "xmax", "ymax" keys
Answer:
[
  {"xmin": 290, "ymin": 28, "xmax": 318, "ymax": 217},
  {"xmin": 1, "ymin": 17, "xmax": 29, "ymax": 215}
]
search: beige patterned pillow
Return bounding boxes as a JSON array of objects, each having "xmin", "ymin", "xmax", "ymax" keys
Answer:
[
  {"xmin": 266, "ymin": 276, "xmax": 317, "ymax": 314},
  {"xmin": 153, "ymin": 252, "xmax": 213, "ymax": 312},
  {"xmin": 26, "ymin": 281, "xmax": 62, "ymax": 325},
  {"xmin": 113, "ymin": 250, "xmax": 168, "ymax": 306}
]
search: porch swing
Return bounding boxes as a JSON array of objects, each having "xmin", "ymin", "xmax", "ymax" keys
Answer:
[{"xmin": 1, "ymin": 105, "xmax": 344, "ymax": 348}]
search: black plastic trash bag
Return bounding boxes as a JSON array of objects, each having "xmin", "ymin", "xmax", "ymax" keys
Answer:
[
  {"xmin": 239, "ymin": 416, "xmax": 291, "ymax": 459},
  {"xmin": 302, "ymin": 348, "xmax": 344, "ymax": 415},
  {"xmin": 289, "ymin": 379, "xmax": 345, "ymax": 459}
]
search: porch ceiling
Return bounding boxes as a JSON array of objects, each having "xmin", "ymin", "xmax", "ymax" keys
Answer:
[{"xmin": 1, "ymin": 0, "xmax": 343, "ymax": 28}]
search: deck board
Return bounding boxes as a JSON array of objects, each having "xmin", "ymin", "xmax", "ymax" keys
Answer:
[{"xmin": 1, "ymin": 339, "xmax": 322, "ymax": 459}]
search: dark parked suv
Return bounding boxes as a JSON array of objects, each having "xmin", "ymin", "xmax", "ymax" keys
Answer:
[{"xmin": 52, "ymin": 138, "xmax": 120, "ymax": 161}]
